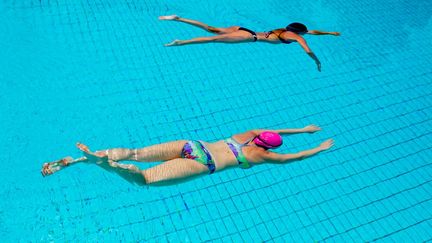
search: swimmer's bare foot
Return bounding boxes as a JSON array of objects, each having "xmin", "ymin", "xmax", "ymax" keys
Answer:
[
  {"xmin": 165, "ymin": 40, "xmax": 182, "ymax": 47},
  {"xmin": 158, "ymin": 15, "xmax": 179, "ymax": 20},
  {"xmin": 41, "ymin": 157, "xmax": 73, "ymax": 177},
  {"xmin": 76, "ymin": 142, "xmax": 108, "ymax": 164}
]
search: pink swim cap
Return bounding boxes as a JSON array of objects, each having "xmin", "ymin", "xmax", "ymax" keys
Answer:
[{"xmin": 253, "ymin": 131, "xmax": 283, "ymax": 149}]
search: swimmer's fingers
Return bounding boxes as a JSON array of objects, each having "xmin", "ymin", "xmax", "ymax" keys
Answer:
[
  {"xmin": 317, "ymin": 62, "xmax": 322, "ymax": 72},
  {"xmin": 304, "ymin": 124, "xmax": 321, "ymax": 133},
  {"xmin": 319, "ymin": 139, "xmax": 334, "ymax": 150},
  {"xmin": 333, "ymin": 32, "xmax": 341, "ymax": 36}
]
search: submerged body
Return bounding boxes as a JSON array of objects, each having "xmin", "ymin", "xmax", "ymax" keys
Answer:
[
  {"xmin": 183, "ymin": 135, "xmax": 272, "ymax": 173},
  {"xmin": 160, "ymin": 15, "xmax": 341, "ymax": 71},
  {"xmin": 41, "ymin": 125, "xmax": 333, "ymax": 186}
]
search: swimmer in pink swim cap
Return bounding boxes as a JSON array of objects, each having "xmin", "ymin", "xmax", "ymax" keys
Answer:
[
  {"xmin": 253, "ymin": 131, "xmax": 284, "ymax": 149},
  {"xmin": 41, "ymin": 125, "xmax": 334, "ymax": 186}
]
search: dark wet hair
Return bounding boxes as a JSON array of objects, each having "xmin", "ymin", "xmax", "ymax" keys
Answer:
[{"xmin": 286, "ymin": 22, "xmax": 308, "ymax": 34}]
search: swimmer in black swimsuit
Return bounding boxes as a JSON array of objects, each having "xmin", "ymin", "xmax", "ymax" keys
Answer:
[{"xmin": 159, "ymin": 15, "xmax": 340, "ymax": 72}]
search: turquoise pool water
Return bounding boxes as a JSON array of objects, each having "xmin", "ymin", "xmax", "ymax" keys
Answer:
[{"xmin": 1, "ymin": 0, "xmax": 431, "ymax": 241}]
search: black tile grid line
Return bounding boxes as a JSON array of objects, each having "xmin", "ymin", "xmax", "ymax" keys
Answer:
[
  {"xmin": 268, "ymin": 178, "xmax": 432, "ymax": 241},
  {"xmin": 48, "ymin": 71, "xmax": 428, "ymax": 127},
  {"xmin": 94, "ymin": 52, "xmax": 389, "ymax": 94},
  {"xmin": 97, "ymin": 70, "xmax": 430, "ymax": 129},
  {"xmin": 321, "ymin": 199, "xmax": 432, "ymax": 242},
  {"xmin": 115, "ymin": 72, "xmax": 431, "ymax": 143},
  {"xmin": 210, "ymin": 161, "xmax": 432, "ymax": 242},
  {"xmin": 84, "ymin": 125, "xmax": 432, "ymax": 240},
  {"xmin": 420, "ymin": 230, "xmax": 432, "ymax": 243},
  {"xmin": 201, "ymin": 156, "xmax": 432, "ymax": 239},
  {"xmin": 50, "ymin": 60, "xmax": 338, "ymax": 103},
  {"xmin": 370, "ymin": 217, "xmax": 432, "ymax": 242},
  {"xmin": 144, "ymin": 95, "xmax": 431, "ymax": 168},
  {"xmin": 158, "ymin": 71, "xmax": 428, "ymax": 122},
  {"xmin": 377, "ymin": 196, "xmax": 432, "ymax": 242},
  {"xmin": 258, "ymin": 85, "xmax": 431, "ymax": 136},
  {"xmin": 39, "ymin": 67, "xmax": 428, "ymax": 159},
  {"xmin": 56, "ymin": 59, "xmax": 429, "ymax": 115},
  {"xmin": 56, "ymin": 72, "xmax": 424, "ymax": 156}
]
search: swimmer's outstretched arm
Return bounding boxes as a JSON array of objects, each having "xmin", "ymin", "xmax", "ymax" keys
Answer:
[
  {"xmin": 252, "ymin": 125, "xmax": 321, "ymax": 135},
  {"xmin": 294, "ymin": 36, "xmax": 321, "ymax": 72},
  {"xmin": 262, "ymin": 139, "xmax": 334, "ymax": 163},
  {"xmin": 307, "ymin": 30, "xmax": 341, "ymax": 36}
]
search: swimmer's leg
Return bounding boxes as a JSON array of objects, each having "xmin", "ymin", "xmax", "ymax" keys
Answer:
[
  {"xmin": 159, "ymin": 15, "xmax": 239, "ymax": 34},
  {"xmin": 96, "ymin": 160, "xmax": 147, "ymax": 185},
  {"xmin": 77, "ymin": 141, "xmax": 187, "ymax": 162},
  {"xmin": 98, "ymin": 158, "xmax": 208, "ymax": 186},
  {"xmin": 165, "ymin": 33, "xmax": 251, "ymax": 46},
  {"xmin": 141, "ymin": 158, "xmax": 209, "ymax": 186}
]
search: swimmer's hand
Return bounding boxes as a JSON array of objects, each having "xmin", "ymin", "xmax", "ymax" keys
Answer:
[
  {"xmin": 304, "ymin": 124, "xmax": 321, "ymax": 133},
  {"xmin": 306, "ymin": 52, "xmax": 321, "ymax": 72},
  {"xmin": 316, "ymin": 61, "xmax": 321, "ymax": 72},
  {"xmin": 331, "ymin": 32, "xmax": 341, "ymax": 36},
  {"xmin": 319, "ymin": 139, "xmax": 334, "ymax": 150}
]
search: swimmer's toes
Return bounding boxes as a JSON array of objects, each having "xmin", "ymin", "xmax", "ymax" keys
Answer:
[
  {"xmin": 95, "ymin": 151, "xmax": 108, "ymax": 157},
  {"xmin": 41, "ymin": 163, "xmax": 50, "ymax": 177},
  {"xmin": 41, "ymin": 157, "xmax": 73, "ymax": 177}
]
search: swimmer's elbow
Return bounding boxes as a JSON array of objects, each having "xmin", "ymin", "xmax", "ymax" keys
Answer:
[
  {"xmin": 302, "ymin": 47, "xmax": 312, "ymax": 54},
  {"xmin": 298, "ymin": 40, "xmax": 312, "ymax": 53},
  {"xmin": 263, "ymin": 152, "xmax": 283, "ymax": 164},
  {"xmin": 282, "ymin": 153, "xmax": 304, "ymax": 163}
]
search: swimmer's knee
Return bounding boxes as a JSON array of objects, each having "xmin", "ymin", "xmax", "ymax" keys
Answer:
[
  {"xmin": 207, "ymin": 26, "xmax": 222, "ymax": 34},
  {"xmin": 141, "ymin": 170, "xmax": 151, "ymax": 185},
  {"xmin": 212, "ymin": 34, "xmax": 236, "ymax": 42},
  {"xmin": 107, "ymin": 148, "xmax": 134, "ymax": 161}
]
